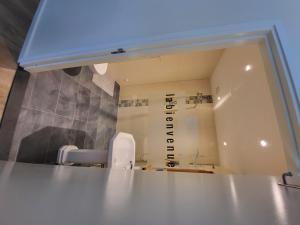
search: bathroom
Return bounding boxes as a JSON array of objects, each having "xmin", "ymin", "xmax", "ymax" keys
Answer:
[{"xmin": 2, "ymin": 41, "xmax": 288, "ymax": 176}]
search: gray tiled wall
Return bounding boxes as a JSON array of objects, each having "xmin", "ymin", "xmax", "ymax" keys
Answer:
[{"xmin": 9, "ymin": 66, "xmax": 120, "ymax": 164}]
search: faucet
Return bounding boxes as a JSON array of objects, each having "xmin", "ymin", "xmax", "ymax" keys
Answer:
[{"xmin": 282, "ymin": 171, "xmax": 293, "ymax": 185}]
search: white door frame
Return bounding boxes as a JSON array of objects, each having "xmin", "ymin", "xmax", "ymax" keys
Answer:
[{"xmin": 21, "ymin": 21, "xmax": 300, "ymax": 174}]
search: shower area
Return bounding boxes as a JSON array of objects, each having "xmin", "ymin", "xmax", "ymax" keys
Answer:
[
  {"xmin": 117, "ymin": 80, "xmax": 218, "ymax": 170},
  {"xmin": 113, "ymin": 43, "xmax": 288, "ymax": 175}
]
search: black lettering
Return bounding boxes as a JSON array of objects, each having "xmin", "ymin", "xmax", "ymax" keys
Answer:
[
  {"xmin": 166, "ymin": 124, "xmax": 173, "ymax": 129},
  {"xmin": 166, "ymin": 97, "xmax": 173, "ymax": 103},
  {"xmin": 167, "ymin": 161, "xmax": 176, "ymax": 167},
  {"xmin": 167, "ymin": 131, "xmax": 174, "ymax": 136},
  {"xmin": 167, "ymin": 139, "xmax": 174, "ymax": 143},
  {"xmin": 167, "ymin": 154, "xmax": 175, "ymax": 159},
  {"xmin": 166, "ymin": 117, "xmax": 173, "ymax": 122},
  {"xmin": 167, "ymin": 146, "xmax": 174, "ymax": 151},
  {"xmin": 166, "ymin": 104, "xmax": 175, "ymax": 110}
]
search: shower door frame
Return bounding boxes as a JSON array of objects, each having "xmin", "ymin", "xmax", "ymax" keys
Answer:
[{"xmin": 22, "ymin": 21, "xmax": 300, "ymax": 174}]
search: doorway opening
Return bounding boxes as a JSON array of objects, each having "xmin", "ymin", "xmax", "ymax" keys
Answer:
[
  {"xmin": 102, "ymin": 42, "xmax": 287, "ymax": 175},
  {"xmin": 16, "ymin": 24, "xmax": 300, "ymax": 175}
]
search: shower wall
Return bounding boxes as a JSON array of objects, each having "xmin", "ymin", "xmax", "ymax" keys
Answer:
[
  {"xmin": 9, "ymin": 67, "xmax": 120, "ymax": 164},
  {"xmin": 211, "ymin": 43, "xmax": 287, "ymax": 175},
  {"xmin": 117, "ymin": 79, "xmax": 219, "ymax": 168}
]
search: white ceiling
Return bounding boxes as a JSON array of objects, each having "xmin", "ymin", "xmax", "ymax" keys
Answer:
[{"xmin": 107, "ymin": 49, "xmax": 224, "ymax": 86}]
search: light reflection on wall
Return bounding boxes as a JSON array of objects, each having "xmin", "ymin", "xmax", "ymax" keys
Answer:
[
  {"xmin": 103, "ymin": 170, "xmax": 134, "ymax": 213},
  {"xmin": 270, "ymin": 177, "xmax": 288, "ymax": 225}
]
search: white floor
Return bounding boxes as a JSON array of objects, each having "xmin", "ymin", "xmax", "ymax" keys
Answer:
[{"xmin": 0, "ymin": 161, "xmax": 299, "ymax": 225}]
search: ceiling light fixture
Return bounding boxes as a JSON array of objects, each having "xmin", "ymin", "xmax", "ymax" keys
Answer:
[
  {"xmin": 223, "ymin": 142, "xmax": 228, "ymax": 147},
  {"xmin": 260, "ymin": 140, "xmax": 268, "ymax": 148},
  {"xmin": 245, "ymin": 64, "xmax": 252, "ymax": 72}
]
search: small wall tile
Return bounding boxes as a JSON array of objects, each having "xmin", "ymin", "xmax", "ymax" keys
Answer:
[
  {"xmin": 56, "ymin": 75, "xmax": 78, "ymax": 118},
  {"xmin": 30, "ymin": 71, "xmax": 61, "ymax": 113},
  {"xmin": 45, "ymin": 117, "xmax": 88, "ymax": 164},
  {"xmin": 15, "ymin": 108, "xmax": 55, "ymax": 164},
  {"xmin": 79, "ymin": 66, "xmax": 93, "ymax": 87},
  {"xmin": 84, "ymin": 122, "xmax": 97, "ymax": 149},
  {"xmin": 22, "ymin": 73, "xmax": 36, "ymax": 108},
  {"xmin": 101, "ymin": 91, "xmax": 117, "ymax": 120},
  {"xmin": 72, "ymin": 120, "xmax": 87, "ymax": 148},
  {"xmin": 88, "ymin": 93, "xmax": 101, "ymax": 122},
  {"xmin": 75, "ymin": 85, "xmax": 90, "ymax": 121}
]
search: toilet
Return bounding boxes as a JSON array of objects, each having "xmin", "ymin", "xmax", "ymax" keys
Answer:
[
  {"xmin": 57, "ymin": 132, "xmax": 136, "ymax": 169},
  {"xmin": 108, "ymin": 132, "xmax": 135, "ymax": 169}
]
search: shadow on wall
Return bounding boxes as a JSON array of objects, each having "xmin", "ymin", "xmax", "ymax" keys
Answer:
[{"xmin": 17, "ymin": 126, "xmax": 93, "ymax": 164}]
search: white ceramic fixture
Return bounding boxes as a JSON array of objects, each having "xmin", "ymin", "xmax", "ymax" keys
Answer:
[
  {"xmin": 108, "ymin": 132, "xmax": 136, "ymax": 169},
  {"xmin": 57, "ymin": 132, "xmax": 136, "ymax": 170},
  {"xmin": 91, "ymin": 63, "xmax": 109, "ymax": 75}
]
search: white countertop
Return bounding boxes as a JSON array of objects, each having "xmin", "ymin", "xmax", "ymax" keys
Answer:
[{"xmin": 0, "ymin": 161, "xmax": 299, "ymax": 225}]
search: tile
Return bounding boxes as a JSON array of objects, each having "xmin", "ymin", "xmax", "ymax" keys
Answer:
[
  {"xmin": 88, "ymin": 93, "xmax": 101, "ymax": 122},
  {"xmin": 90, "ymin": 82, "xmax": 104, "ymax": 96},
  {"xmin": 185, "ymin": 94, "xmax": 213, "ymax": 104},
  {"xmin": 79, "ymin": 66, "xmax": 106, "ymax": 95},
  {"xmin": 31, "ymin": 71, "xmax": 61, "ymax": 113},
  {"xmin": 16, "ymin": 108, "xmax": 55, "ymax": 164},
  {"xmin": 52, "ymin": 116, "xmax": 74, "ymax": 129},
  {"xmin": 46, "ymin": 127, "xmax": 75, "ymax": 164},
  {"xmin": 56, "ymin": 74, "xmax": 78, "ymax": 119},
  {"xmin": 10, "ymin": 108, "xmax": 36, "ymax": 161},
  {"xmin": 94, "ymin": 133, "xmax": 105, "ymax": 151},
  {"xmin": 45, "ymin": 117, "xmax": 87, "ymax": 164},
  {"xmin": 79, "ymin": 66, "xmax": 93, "ymax": 87},
  {"xmin": 100, "ymin": 90, "xmax": 117, "ymax": 120},
  {"xmin": 75, "ymin": 85, "xmax": 90, "ymax": 121},
  {"xmin": 113, "ymin": 82, "xmax": 120, "ymax": 104},
  {"xmin": 84, "ymin": 122, "xmax": 97, "ymax": 149},
  {"xmin": 72, "ymin": 120, "xmax": 87, "ymax": 148},
  {"xmin": 17, "ymin": 126, "xmax": 51, "ymax": 164},
  {"xmin": 11, "ymin": 66, "xmax": 119, "ymax": 164},
  {"xmin": 22, "ymin": 73, "xmax": 36, "ymax": 108},
  {"xmin": 94, "ymin": 126, "xmax": 115, "ymax": 151},
  {"xmin": 95, "ymin": 112, "xmax": 116, "ymax": 151},
  {"xmin": 66, "ymin": 68, "xmax": 82, "ymax": 83}
]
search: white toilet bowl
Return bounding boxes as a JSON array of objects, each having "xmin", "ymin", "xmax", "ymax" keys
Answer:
[{"xmin": 57, "ymin": 132, "xmax": 136, "ymax": 170}]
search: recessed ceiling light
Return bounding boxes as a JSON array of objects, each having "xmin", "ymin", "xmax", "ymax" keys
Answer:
[
  {"xmin": 245, "ymin": 64, "xmax": 252, "ymax": 72},
  {"xmin": 217, "ymin": 96, "xmax": 221, "ymax": 101},
  {"xmin": 223, "ymin": 142, "xmax": 228, "ymax": 147},
  {"xmin": 260, "ymin": 140, "xmax": 268, "ymax": 147}
]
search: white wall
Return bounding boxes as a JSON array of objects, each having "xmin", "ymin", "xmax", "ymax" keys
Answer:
[
  {"xmin": 117, "ymin": 80, "xmax": 219, "ymax": 168},
  {"xmin": 20, "ymin": 0, "xmax": 300, "ymax": 97},
  {"xmin": 211, "ymin": 43, "xmax": 288, "ymax": 175}
]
